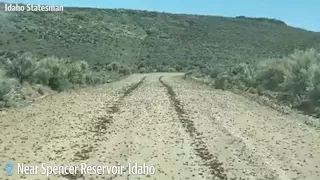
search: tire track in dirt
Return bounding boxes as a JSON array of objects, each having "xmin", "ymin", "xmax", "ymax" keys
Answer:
[
  {"xmin": 87, "ymin": 76, "xmax": 147, "ymax": 135},
  {"xmin": 159, "ymin": 76, "xmax": 228, "ymax": 180},
  {"xmin": 63, "ymin": 77, "xmax": 147, "ymax": 180}
]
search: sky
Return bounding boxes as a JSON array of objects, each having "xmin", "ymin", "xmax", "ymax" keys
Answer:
[{"xmin": 3, "ymin": 0, "xmax": 320, "ymax": 32}]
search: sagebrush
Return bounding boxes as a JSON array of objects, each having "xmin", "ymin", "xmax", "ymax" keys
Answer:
[
  {"xmin": 191, "ymin": 49, "xmax": 320, "ymax": 117},
  {"xmin": 0, "ymin": 53, "xmax": 130, "ymax": 107}
]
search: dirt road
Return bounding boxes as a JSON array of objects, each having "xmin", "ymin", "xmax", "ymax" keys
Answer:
[{"xmin": 0, "ymin": 73, "xmax": 320, "ymax": 180}]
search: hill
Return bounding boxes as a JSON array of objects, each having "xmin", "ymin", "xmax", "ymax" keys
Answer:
[{"xmin": 0, "ymin": 2, "xmax": 320, "ymax": 72}]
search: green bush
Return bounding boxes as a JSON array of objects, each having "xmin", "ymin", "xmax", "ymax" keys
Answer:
[
  {"xmin": 226, "ymin": 63, "xmax": 257, "ymax": 90},
  {"xmin": 207, "ymin": 67, "xmax": 222, "ymax": 79},
  {"xmin": 33, "ymin": 57, "xmax": 70, "ymax": 91},
  {"xmin": 67, "ymin": 60, "xmax": 91, "ymax": 84},
  {"xmin": 88, "ymin": 71, "xmax": 109, "ymax": 84},
  {"xmin": 33, "ymin": 57, "xmax": 99, "ymax": 91},
  {"xmin": 214, "ymin": 72, "xmax": 232, "ymax": 90},
  {"xmin": 0, "ymin": 70, "xmax": 19, "ymax": 108},
  {"xmin": 106, "ymin": 62, "xmax": 121, "ymax": 71},
  {"xmin": 192, "ymin": 48, "xmax": 320, "ymax": 117},
  {"xmin": 3, "ymin": 53, "xmax": 38, "ymax": 83},
  {"xmin": 106, "ymin": 61, "xmax": 131, "ymax": 75},
  {"xmin": 255, "ymin": 49, "xmax": 320, "ymax": 109},
  {"xmin": 2, "ymin": 53, "xmax": 128, "ymax": 95},
  {"xmin": 0, "ymin": 51, "xmax": 130, "ymax": 108}
]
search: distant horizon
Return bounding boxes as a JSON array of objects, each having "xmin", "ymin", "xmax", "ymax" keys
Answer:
[{"xmin": 2, "ymin": 0, "xmax": 320, "ymax": 32}]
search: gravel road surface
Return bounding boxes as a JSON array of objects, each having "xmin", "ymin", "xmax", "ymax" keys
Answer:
[{"xmin": 1, "ymin": 73, "xmax": 319, "ymax": 180}]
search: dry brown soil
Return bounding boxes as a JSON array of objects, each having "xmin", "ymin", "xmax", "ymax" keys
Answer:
[{"xmin": 0, "ymin": 73, "xmax": 319, "ymax": 180}]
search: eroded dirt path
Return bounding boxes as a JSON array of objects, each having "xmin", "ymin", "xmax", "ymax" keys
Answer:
[{"xmin": 1, "ymin": 73, "xmax": 320, "ymax": 180}]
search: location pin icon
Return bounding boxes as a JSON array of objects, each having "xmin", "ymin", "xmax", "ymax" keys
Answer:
[{"xmin": 4, "ymin": 162, "xmax": 13, "ymax": 176}]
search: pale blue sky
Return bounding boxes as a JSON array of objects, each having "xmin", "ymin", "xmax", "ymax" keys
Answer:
[{"xmin": 3, "ymin": 0, "xmax": 320, "ymax": 32}]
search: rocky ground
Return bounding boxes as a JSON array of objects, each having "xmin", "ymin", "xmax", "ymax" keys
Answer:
[{"xmin": 0, "ymin": 73, "xmax": 319, "ymax": 180}]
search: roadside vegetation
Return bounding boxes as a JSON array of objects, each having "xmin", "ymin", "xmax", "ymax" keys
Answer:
[
  {"xmin": 187, "ymin": 49, "xmax": 320, "ymax": 117},
  {"xmin": 0, "ymin": 52, "xmax": 131, "ymax": 108}
]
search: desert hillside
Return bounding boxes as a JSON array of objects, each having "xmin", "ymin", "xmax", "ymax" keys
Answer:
[{"xmin": 0, "ymin": 2, "xmax": 320, "ymax": 72}]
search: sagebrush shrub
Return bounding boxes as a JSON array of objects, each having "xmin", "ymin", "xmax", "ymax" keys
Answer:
[
  {"xmin": 67, "ymin": 61, "xmax": 90, "ymax": 84},
  {"xmin": 3, "ymin": 53, "xmax": 38, "ymax": 83},
  {"xmin": 34, "ymin": 57, "xmax": 69, "ymax": 90},
  {"xmin": 231, "ymin": 63, "xmax": 257, "ymax": 89},
  {"xmin": 208, "ymin": 67, "xmax": 221, "ymax": 79},
  {"xmin": 256, "ymin": 49, "xmax": 320, "ymax": 110},
  {"xmin": 0, "ymin": 69, "xmax": 19, "ymax": 108},
  {"xmin": 255, "ymin": 59, "xmax": 286, "ymax": 91},
  {"xmin": 188, "ymin": 48, "xmax": 320, "ymax": 117},
  {"xmin": 0, "ymin": 52, "xmax": 129, "ymax": 108},
  {"xmin": 214, "ymin": 72, "xmax": 232, "ymax": 90},
  {"xmin": 107, "ymin": 61, "xmax": 131, "ymax": 75}
]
